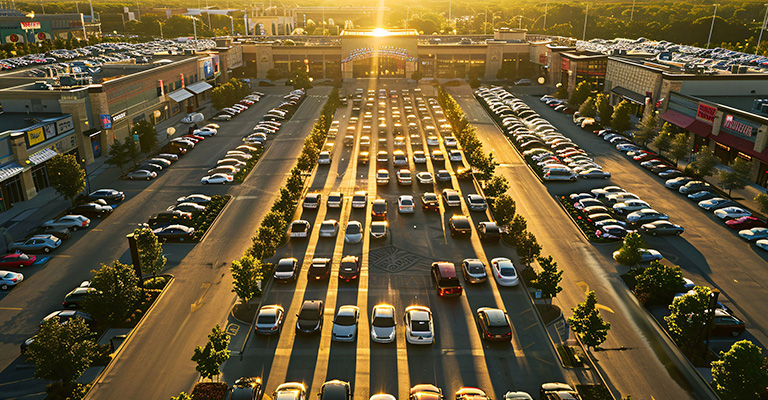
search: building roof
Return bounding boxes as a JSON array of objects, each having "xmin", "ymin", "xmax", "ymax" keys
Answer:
[{"xmin": 0, "ymin": 113, "xmax": 69, "ymax": 132}]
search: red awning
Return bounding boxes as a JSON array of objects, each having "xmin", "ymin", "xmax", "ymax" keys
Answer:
[
  {"xmin": 659, "ymin": 110, "xmax": 694, "ymax": 128},
  {"xmin": 686, "ymin": 120, "xmax": 713, "ymax": 138},
  {"xmin": 711, "ymin": 132, "xmax": 768, "ymax": 163}
]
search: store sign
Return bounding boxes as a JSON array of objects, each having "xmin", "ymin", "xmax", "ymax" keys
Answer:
[
  {"xmin": 203, "ymin": 59, "xmax": 214, "ymax": 79},
  {"xmin": 696, "ymin": 102, "xmax": 717, "ymax": 122},
  {"xmin": 112, "ymin": 111, "xmax": 127, "ymax": 122},
  {"xmin": 561, "ymin": 58, "xmax": 570, "ymax": 70},
  {"xmin": 20, "ymin": 21, "xmax": 41, "ymax": 30},
  {"xmin": 100, "ymin": 114, "xmax": 113, "ymax": 129},
  {"xmin": 43, "ymin": 123, "xmax": 56, "ymax": 140},
  {"xmin": 27, "ymin": 127, "xmax": 44, "ymax": 146},
  {"xmin": 539, "ymin": 54, "xmax": 547, "ymax": 64},
  {"xmin": 56, "ymin": 116, "xmax": 74, "ymax": 134},
  {"xmin": 213, "ymin": 55, "xmax": 220, "ymax": 77},
  {"xmin": 723, "ymin": 114, "xmax": 754, "ymax": 137}
]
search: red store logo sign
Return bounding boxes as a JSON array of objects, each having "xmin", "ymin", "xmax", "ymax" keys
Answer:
[{"xmin": 724, "ymin": 115, "xmax": 753, "ymax": 137}]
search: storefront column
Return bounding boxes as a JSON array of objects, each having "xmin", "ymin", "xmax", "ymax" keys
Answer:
[{"xmin": 19, "ymin": 170, "xmax": 37, "ymax": 200}]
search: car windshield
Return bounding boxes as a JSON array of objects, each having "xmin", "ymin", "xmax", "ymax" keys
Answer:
[
  {"xmin": 335, "ymin": 315, "xmax": 356, "ymax": 326},
  {"xmin": 424, "ymin": 194, "xmax": 437, "ymax": 201},
  {"xmin": 467, "ymin": 263, "xmax": 484, "ymax": 274},
  {"xmin": 373, "ymin": 203, "xmax": 386, "ymax": 212},
  {"xmin": 401, "ymin": 199, "xmax": 413, "ymax": 206},
  {"xmin": 371, "ymin": 224, "xmax": 386, "ymax": 233},
  {"xmin": 500, "ymin": 267, "xmax": 516, "ymax": 276},
  {"xmin": 299, "ymin": 307, "xmax": 319, "ymax": 319},
  {"xmin": 276, "ymin": 262, "xmax": 294, "ymax": 272},
  {"xmin": 346, "ymin": 224, "xmax": 361, "ymax": 234},
  {"xmin": 2, "ymin": 272, "xmax": 13, "ymax": 278},
  {"xmin": 373, "ymin": 315, "xmax": 395, "ymax": 327},
  {"xmin": 258, "ymin": 314, "xmax": 276, "ymax": 324}
]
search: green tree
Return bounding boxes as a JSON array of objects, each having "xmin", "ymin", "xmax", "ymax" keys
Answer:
[
  {"xmin": 687, "ymin": 149, "xmax": 719, "ymax": 179},
  {"xmin": 483, "ymin": 174, "xmax": 510, "ymax": 198},
  {"xmin": 191, "ymin": 325, "xmax": 230, "ymax": 381},
  {"xmin": 570, "ymin": 81, "xmax": 593, "ymax": 107},
  {"xmin": 171, "ymin": 392, "xmax": 193, "ymax": 400},
  {"xmin": 755, "ymin": 193, "xmax": 768, "ymax": 214},
  {"xmin": 491, "ymin": 193, "xmax": 516, "ymax": 228},
  {"xmin": 133, "ymin": 120, "xmax": 157, "ymax": 153},
  {"xmin": 578, "ymin": 96, "xmax": 597, "ymax": 118},
  {"xmin": 718, "ymin": 158, "xmax": 752, "ymax": 196},
  {"xmin": 84, "ymin": 261, "xmax": 142, "ymax": 325},
  {"xmin": 126, "ymin": 136, "xmax": 142, "ymax": 166},
  {"xmin": 533, "ymin": 255, "xmax": 563, "ymax": 308},
  {"xmin": 669, "ymin": 132, "xmax": 690, "ymax": 166},
  {"xmin": 207, "ymin": 324, "xmax": 230, "ymax": 353},
  {"xmin": 290, "ymin": 68, "xmax": 312, "ymax": 90},
  {"xmin": 633, "ymin": 111, "xmax": 658, "ymax": 146},
  {"xmin": 134, "ymin": 227, "xmax": 166, "ymax": 277},
  {"xmin": 508, "ymin": 214, "xmax": 528, "ymax": 246},
  {"xmin": 711, "ymin": 340, "xmax": 768, "ymax": 400},
  {"xmin": 106, "ymin": 139, "xmax": 129, "ymax": 172},
  {"xmin": 611, "ymin": 100, "xmax": 633, "ymax": 132},
  {"xmin": 634, "ymin": 261, "xmax": 685, "ymax": 305},
  {"xmin": 230, "ymin": 254, "xmax": 262, "ymax": 309},
  {"xmin": 665, "ymin": 286, "xmax": 712, "ymax": 358},
  {"xmin": 654, "ymin": 123, "xmax": 674, "ymax": 154},
  {"xmin": 47, "ymin": 153, "xmax": 86, "ymax": 205},
  {"xmin": 569, "ymin": 291, "xmax": 611, "ymax": 350},
  {"xmin": 555, "ymin": 81, "xmax": 568, "ymax": 99},
  {"xmin": 516, "ymin": 231, "xmax": 541, "ymax": 265},
  {"xmin": 596, "ymin": 93, "xmax": 613, "ymax": 127},
  {"xmin": 613, "ymin": 232, "xmax": 645, "ymax": 266},
  {"xmin": 26, "ymin": 317, "xmax": 97, "ymax": 394}
]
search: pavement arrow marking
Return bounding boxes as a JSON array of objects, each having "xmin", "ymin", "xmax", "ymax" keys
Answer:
[{"xmin": 190, "ymin": 282, "xmax": 211, "ymax": 313}]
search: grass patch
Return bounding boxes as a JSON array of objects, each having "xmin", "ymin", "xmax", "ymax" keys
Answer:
[
  {"xmin": 558, "ymin": 196, "xmax": 615, "ymax": 243},
  {"xmin": 191, "ymin": 195, "xmax": 232, "ymax": 241},
  {"xmin": 575, "ymin": 384, "xmax": 613, "ymax": 400},
  {"xmin": 556, "ymin": 343, "xmax": 585, "ymax": 368},
  {"xmin": 234, "ymin": 147, "xmax": 265, "ymax": 183}
]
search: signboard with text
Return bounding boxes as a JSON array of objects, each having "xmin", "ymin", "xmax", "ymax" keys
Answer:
[
  {"xmin": 696, "ymin": 102, "xmax": 717, "ymax": 122},
  {"xmin": 27, "ymin": 127, "xmax": 44, "ymax": 146},
  {"xmin": 723, "ymin": 114, "xmax": 756, "ymax": 137},
  {"xmin": 100, "ymin": 114, "xmax": 113, "ymax": 129},
  {"xmin": 203, "ymin": 59, "xmax": 214, "ymax": 79},
  {"xmin": 55, "ymin": 116, "xmax": 74, "ymax": 134},
  {"xmin": 43, "ymin": 123, "xmax": 56, "ymax": 140},
  {"xmin": 20, "ymin": 21, "xmax": 41, "ymax": 30}
]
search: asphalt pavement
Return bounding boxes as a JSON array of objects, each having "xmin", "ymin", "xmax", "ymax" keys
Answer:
[{"xmin": 221, "ymin": 81, "xmax": 569, "ymax": 400}]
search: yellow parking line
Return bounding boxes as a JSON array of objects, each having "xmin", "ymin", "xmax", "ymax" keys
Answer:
[
  {"xmin": 0, "ymin": 377, "xmax": 35, "ymax": 386},
  {"xmin": 0, "ymin": 307, "xmax": 23, "ymax": 311}
]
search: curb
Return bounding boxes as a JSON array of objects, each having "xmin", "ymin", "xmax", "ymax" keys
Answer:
[{"xmin": 83, "ymin": 274, "xmax": 176, "ymax": 400}]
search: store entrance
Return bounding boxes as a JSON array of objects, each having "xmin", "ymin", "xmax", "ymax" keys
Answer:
[{"xmin": 352, "ymin": 57, "xmax": 406, "ymax": 78}]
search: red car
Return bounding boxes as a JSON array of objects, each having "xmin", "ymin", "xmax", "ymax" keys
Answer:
[
  {"xmin": 633, "ymin": 152, "xmax": 657, "ymax": 161},
  {"xmin": 0, "ymin": 253, "xmax": 36, "ymax": 268},
  {"xmin": 726, "ymin": 216, "xmax": 767, "ymax": 230},
  {"xmin": 183, "ymin": 134, "xmax": 205, "ymax": 142}
]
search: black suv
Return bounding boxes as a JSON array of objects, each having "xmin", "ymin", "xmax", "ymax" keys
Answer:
[
  {"xmin": 319, "ymin": 380, "xmax": 352, "ymax": 400},
  {"xmin": 296, "ymin": 300, "xmax": 324, "ymax": 334}
]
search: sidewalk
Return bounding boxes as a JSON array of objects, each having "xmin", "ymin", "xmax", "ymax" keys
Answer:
[{"xmin": 0, "ymin": 102, "xmax": 218, "ymax": 253}]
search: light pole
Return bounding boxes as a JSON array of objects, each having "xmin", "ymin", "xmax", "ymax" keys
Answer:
[
  {"xmin": 583, "ymin": 4, "xmax": 589, "ymax": 40},
  {"xmin": 756, "ymin": 3, "xmax": 768, "ymax": 55},
  {"xmin": 226, "ymin": 15, "xmax": 235, "ymax": 35},
  {"xmin": 189, "ymin": 16, "xmax": 198, "ymax": 40},
  {"xmin": 158, "ymin": 20, "xmax": 164, "ymax": 39},
  {"xmin": 630, "ymin": 0, "xmax": 635, "ymax": 22},
  {"xmin": 706, "ymin": 4, "xmax": 719, "ymax": 49},
  {"xmin": 543, "ymin": 0, "xmax": 549, "ymax": 30},
  {"xmin": 81, "ymin": 158, "xmax": 91, "ymax": 195}
]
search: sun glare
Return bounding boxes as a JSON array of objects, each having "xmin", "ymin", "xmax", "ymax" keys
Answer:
[{"xmin": 371, "ymin": 28, "xmax": 388, "ymax": 37}]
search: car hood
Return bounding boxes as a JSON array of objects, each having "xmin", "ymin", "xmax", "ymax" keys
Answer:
[{"xmin": 297, "ymin": 318, "xmax": 320, "ymax": 331}]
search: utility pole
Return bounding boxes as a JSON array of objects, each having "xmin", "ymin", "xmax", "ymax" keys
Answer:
[
  {"xmin": 192, "ymin": 17, "xmax": 197, "ymax": 40},
  {"xmin": 630, "ymin": 0, "xmax": 635, "ymax": 22},
  {"xmin": 756, "ymin": 3, "xmax": 768, "ymax": 55},
  {"xmin": 706, "ymin": 4, "xmax": 719, "ymax": 49},
  {"xmin": 484, "ymin": 8, "xmax": 487, "ymax": 35},
  {"xmin": 158, "ymin": 20, "xmax": 164, "ymax": 39},
  {"xmin": 543, "ymin": 1, "xmax": 548, "ymax": 30},
  {"xmin": 582, "ymin": 3, "xmax": 589, "ymax": 41}
]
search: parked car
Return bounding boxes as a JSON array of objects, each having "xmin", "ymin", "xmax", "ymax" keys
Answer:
[
  {"xmin": 296, "ymin": 300, "xmax": 324, "ymax": 334},
  {"xmin": 404, "ymin": 305, "xmax": 434, "ymax": 344},
  {"xmin": 331, "ymin": 305, "xmax": 360, "ymax": 342},
  {"xmin": 25, "ymin": 225, "xmax": 70, "ymax": 241},
  {"xmin": 0, "ymin": 270, "xmax": 23, "ymax": 290},
  {"xmin": 152, "ymin": 224, "xmax": 195, "ymax": 241},
  {"xmin": 68, "ymin": 202, "xmax": 113, "ymax": 218},
  {"xmin": 640, "ymin": 221, "xmax": 684, "ymax": 236},
  {"xmin": 227, "ymin": 377, "xmax": 265, "ymax": 400},
  {"xmin": 42, "ymin": 215, "xmax": 90, "ymax": 230},
  {"xmin": 308, "ymin": 258, "xmax": 331, "ymax": 281},
  {"xmin": 254, "ymin": 305, "xmax": 285, "ymax": 335},
  {"xmin": 370, "ymin": 304, "xmax": 397, "ymax": 343},
  {"xmin": 466, "ymin": 194, "xmax": 488, "ymax": 211},
  {"xmin": 431, "ymin": 262, "xmax": 462, "ymax": 297},
  {"xmin": 126, "ymin": 169, "xmax": 157, "ymax": 180},
  {"xmin": 0, "ymin": 253, "xmax": 36, "ymax": 268},
  {"xmin": 201, "ymin": 173, "xmax": 234, "ymax": 184},
  {"xmin": 9, "ymin": 235, "xmax": 61, "ymax": 253},
  {"xmin": 449, "ymin": 215, "xmax": 472, "ymax": 236},
  {"xmin": 89, "ymin": 188, "xmax": 125, "ymax": 203},
  {"xmin": 726, "ymin": 216, "xmax": 767, "ymax": 230},
  {"xmin": 273, "ymin": 383, "xmax": 306, "ymax": 400},
  {"xmin": 62, "ymin": 286, "xmax": 96, "ymax": 309},
  {"xmin": 318, "ymin": 380, "xmax": 352, "ymax": 400},
  {"xmin": 338, "ymin": 255, "xmax": 360, "ymax": 282},
  {"xmin": 477, "ymin": 221, "xmax": 500, "ymax": 241},
  {"xmin": 274, "ymin": 258, "xmax": 300, "ymax": 283},
  {"xmin": 475, "ymin": 308, "xmax": 512, "ymax": 342},
  {"xmin": 491, "ymin": 257, "xmax": 519, "ymax": 286},
  {"xmin": 712, "ymin": 309, "xmax": 746, "ymax": 337}
]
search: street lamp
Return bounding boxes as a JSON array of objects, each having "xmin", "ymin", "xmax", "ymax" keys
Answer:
[
  {"xmin": 583, "ymin": 3, "xmax": 589, "ymax": 41},
  {"xmin": 706, "ymin": 4, "xmax": 719, "ymax": 49},
  {"xmin": 81, "ymin": 158, "xmax": 91, "ymax": 194},
  {"xmin": 226, "ymin": 15, "xmax": 235, "ymax": 35},
  {"xmin": 187, "ymin": 16, "xmax": 198, "ymax": 40},
  {"xmin": 756, "ymin": 3, "xmax": 768, "ymax": 55},
  {"xmin": 158, "ymin": 20, "xmax": 164, "ymax": 39}
]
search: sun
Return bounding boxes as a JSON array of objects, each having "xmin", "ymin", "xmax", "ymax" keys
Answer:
[{"xmin": 372, "ymin": 28, "xmax": 388, "ymax": 37}]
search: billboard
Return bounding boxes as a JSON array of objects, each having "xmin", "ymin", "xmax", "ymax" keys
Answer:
[
  {"xmin": 696, "ymin": 102, "xmax": 717, "ymax": 122},
  {"xmin": 27, "ymin": 127, "xmax": 44, "ymax": 146},
  {"xmin": 56, "ymin": 116, "xmax": 74, "ymax": 134},
  {"xmin": 203, "ymin": 59, "xmax": 214, "ymax": 79}
]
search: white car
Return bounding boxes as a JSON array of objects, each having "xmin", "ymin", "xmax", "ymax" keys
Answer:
[
  {"xmin": 579, "ymin": 168, "xmax": 611, "ymax": 179},
  {"xmin": 0, "ymin": 270, "xmax": 24, "ymax": 290},
  {"xmin": 426, "ymin": 136, "xmax": 440, "ymax": 146},
  {"xmin": 413, "ymin": 151, "xmax": 427, "ymax": 163},
  {"xmin": 127, "ymin": 169, "xmax": 157, "ymax": 180},
  {"xmin": 193, "ymin": 128, "xmax": 217, "ymax": 136},
  {"xmin": 442, "ymin": 189, "xmax": 461, "ymax": 207},
  {"xmin": 398, "ymin": 195, "xmax": 415, "ymax": 213},
  {"xmin": 370, "ymin": 304, "xmax": 396, "ymax": 343},
  {"xmin": 319, "ymin": 220, "xmax": 339, "ymax": 237},
  {"xmin": 756, "ymin": 239, "xmax": 768, "ymax": 251},
  {"xmin": 217, "ymin": 159, "xmax": 246, "ymax": 168},
  {"xmin": 181, "ymin": 112, "xmax": 204, "ymax": 123},
  {"xmin": 739, "ymin": 227, "xmax": 768, "ymax": 241},
  {"xmin": 698, "ymin": 197, "xmax": 731, "ymax": 210},
  {"xmin": 273, "ymin": 383, "xmax": 307, "ymax": 400},
  {"xmin": 404, "ymin": 305, "xmax": 434, "ymax": 345},
  {"xmin": 416, "ymin": 172, "xmax": 434, "ymax": 184},
  {"xmin": 397, "ymin": 169, "xmax": 412, "ymax": 185},
  {"xmin": 613, "ymin": 248, "xmax": 664, "ymax": 262},
  {"xmin": 42, "ymin": 215, "xmax": 90, "ymax": 230},
  {"xmin": 201, "ymin": 173, "xmax": 233, "ymax": 184},
  {"xmin": 714, "ymin": 207, "xmax": 751, "ymax": 220},
  {"xmin": 351, "ymin": 191, "xmax": 367, "ymax": 208},
  {"xmin": 444, "ymin": 136, "xmax": 458, "ymax": 147},
  {"xmin": 289, "ymin": 220, "xmax": 311, "ymax": 238},
  {"xmin": 613, "ymin": 200, "xmax": 651, "ymax": 214},
  {"xmin": 448, "ymin": 150, "xmax": 463, "ymax": 162},
  {"xmin": 370, "ymin": 221, "xmax": 388, "ymax": 239},
  {"xmin": 327, "ymin": 192, "xmax": 344, "ymax": 208},
  {"xmin": 254, "ymin": 305, "xmax": 284, "ymax": 335},
  {"xmin": 331, "ymin": 305, "xmax": 360, "ymax": 342},
  {"xmin": 318, "ymin": 151, "xmax": 332, "ymax": 164},
  {"xmin": 491, "ymin": 257, "xmax": 519, "ymax": 286},
  {"xmin": 303, "ymin": 193, "xmax": 321, "ymax": 209},
  {"xmin": 344, "ymin": 221, "xmax": 363, "ymax": 244}
]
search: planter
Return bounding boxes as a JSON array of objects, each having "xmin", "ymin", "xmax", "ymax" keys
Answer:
[{"xmin": 191, "ymin": 382, "xmax": 228, "ymax": 400}]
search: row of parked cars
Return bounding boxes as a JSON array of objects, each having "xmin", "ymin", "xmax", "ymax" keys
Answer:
[
  {"xmin": 476, "ymin": 87, "xmax": 609, "ymax": 181},
  {"xmin": 569, "ymin": 184, "xmax": 683, "ymax": 240},
  {"xmin": 223, "ymin": 377, "xmax": 568, "ymax": 400},
  {"xmin": 242, "ymin": 89, "xmax": 305, "ymax": 144},
  {"xmin": 143, "ymin": 194, "xmax": 217, "ymax": 242},
  {"xmin": 212, "ymin": 92, "xmax": 264, "ymax": 121}
]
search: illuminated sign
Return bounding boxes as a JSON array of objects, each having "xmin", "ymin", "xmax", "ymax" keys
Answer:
[
  {"xmin": 112, "ymin": 111, "xmax": 127, "ymax": 121},
  {"xmin": 696, "ymin": 102, "xmax": 717, "ymax": 122},
  {"xmin": 203, "ymin": 59, "xmax": 214, "ymax": 79},
  {"xmin": 723, "ymin": 114, "xmax": 754, "ymax": 137},
  {"xmin": 27, "ymin": 127, "xmax": 44, "ymax": 146},
  {"xmin": 20, "ymin": 21, "xmax": 41, "ymax": 30}
]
